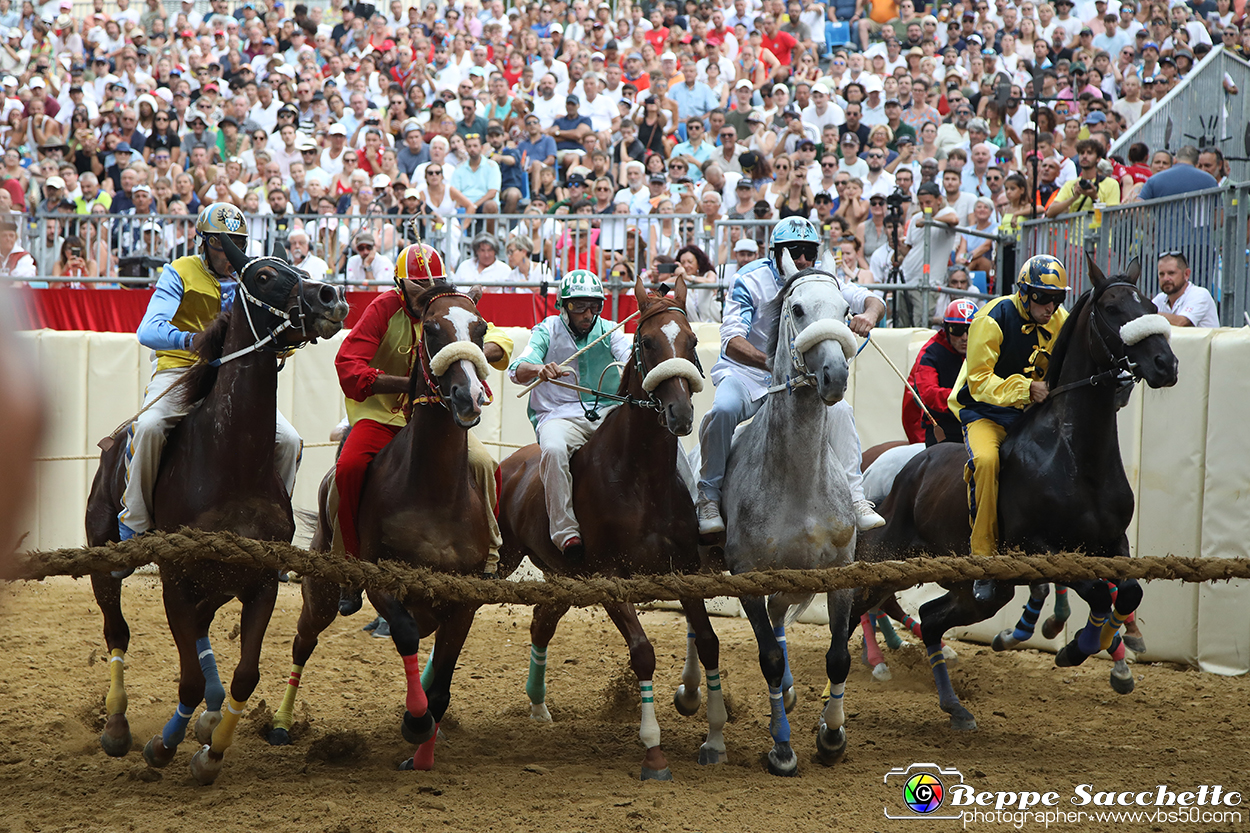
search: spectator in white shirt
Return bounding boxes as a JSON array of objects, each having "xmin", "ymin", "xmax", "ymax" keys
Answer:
[
  {"xmin": 288, "ymin": 229, "xmax": 329, "ymax": 282},
  {"xmin": 345, "ymin": 232, "xmax": 394, "ymax": 289},
  {"xmin": 1152, "ymin": 251, "xmax": 1220, "ymax": 327},
  {"xmin": 454, "ymin": 232, "xmax": 512, "ymax": 285}
]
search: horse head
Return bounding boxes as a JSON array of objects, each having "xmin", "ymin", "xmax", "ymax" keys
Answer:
[
  {"xmin": 765, "ymin": 269, "xmax": 857, "ymax": 405},
  {"xmin": 413, "ymin": 282, "xmax": 492, "ymax": 429},
  {"xmin": 1087, "ymin": 255, "xmax": 1179, "ymax": 390},
  {"xmin": 631, "ymin": 275, "xmax": 704, "ymax": 436},
  {"xmin": 220, "ymin": 236, "xmax": 349, "ymax": 345}
]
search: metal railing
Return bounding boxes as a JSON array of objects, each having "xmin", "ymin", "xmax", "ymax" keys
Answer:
[
  {"xmin": 1019, "ymin": 181, "xmax": 1250, "ymax": 326},
  {"xmin": 1110, "ymin": 46, "xmax": 1250, "ymax": 183}
]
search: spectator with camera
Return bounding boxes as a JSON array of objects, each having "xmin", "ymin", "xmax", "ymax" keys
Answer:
[{"xmin": 1044, "ymin": 139, "xmax": 1120, "ymax": 220}]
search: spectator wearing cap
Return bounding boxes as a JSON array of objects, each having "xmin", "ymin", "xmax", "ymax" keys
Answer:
[
  {"xmin": 801, "ymin": 82, "xmax": 846, "ymax": 134},
  {"xmin": 112, "ymin": 183, "xmax": 155, "ymax": 269},
  {"xmin": 837, "ymin": 132, "xmax": 868, "ymax": 177},
  {"xmin": 345, "ymin": 231, "xmax": 394, "ymax": 290},
  {"xmin": 36, "ymin": 175, "xmax": 73, "ymax": 217},
  {"xmin": 103, "ymin": 140, "xmax": 136, "ymax": 196},
  {"xmin": 549, "ymin": 94, "xmax": 593, "ymax": 166},
  {"xmin": 455, "ymin": 231, "xmax": 511, "ymax": 284}
]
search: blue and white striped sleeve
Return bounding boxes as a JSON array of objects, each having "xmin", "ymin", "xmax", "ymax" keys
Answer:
[
  {"xmin": 718, "ymin": 276, "xmax": 756, "ymax": 354},
  {"xmin": 137, "ymin": 264, "xmax": 191, "ymax": 352}
]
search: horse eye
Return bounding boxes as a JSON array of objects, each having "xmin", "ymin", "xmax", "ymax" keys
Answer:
[
  {"xmin": 792, "ymin": 303, "xmax": 804, "ymax": 317},
  {"xmin": 641, "ymin": 336, "xmax": 654, "ymax": 350}
]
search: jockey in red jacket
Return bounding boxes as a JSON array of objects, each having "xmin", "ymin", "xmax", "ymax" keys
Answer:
[{"xmin": 902, "ymin": 298, "xmax": 977, "ymax": 446}]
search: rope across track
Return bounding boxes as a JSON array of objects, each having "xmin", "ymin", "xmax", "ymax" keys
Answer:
[
  {"xmin": 5, "ymin": 529, "xmax": 1250, "ymax": 607},
  {"xmin": 33, "ymin": 438, "xmax": 530, "ymax": 462}
]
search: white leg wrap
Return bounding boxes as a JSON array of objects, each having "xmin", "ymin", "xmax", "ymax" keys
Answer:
[
  {"xmin": 638, "ymin": 680, "xmax": 661, "ymax": 749},
  {"xmin": 822, "ymin": 682, "xmax": 846, "ymax": 730}
]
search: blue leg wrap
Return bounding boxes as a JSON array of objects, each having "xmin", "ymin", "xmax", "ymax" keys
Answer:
[
  {"xmin": 1012, "ymin": 595, "xmax": 1046, "ymax": 642},
  {"xmin": 767, "ymin": 684, "xmax": 791, "ymax": 743},
  {"xmin": 161, "ymin": 703, "xmax": 194, "ymax": 748},
  {"xmin": 196, "ymin": 637, "xmax": 226, "ymax": 712},
  {"xmin": 773, "ymin": 625, "xmax": 794, "ymax": 691}
]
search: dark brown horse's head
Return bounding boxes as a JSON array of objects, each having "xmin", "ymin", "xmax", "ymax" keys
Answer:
[
  {"xmin": 1086, "ymin": 255, "xmax": 1179, "ymax": 390},
  {"xmin": 413, "ymin": 282, "xmax": 491, "ymax": 429},
  {"xmin": 219, "ymin": 235, "xmax": 349, "ymax": 346},
  {"xmin": 631, "ymin": 275, "xmax": 704, "ymax": 436}
]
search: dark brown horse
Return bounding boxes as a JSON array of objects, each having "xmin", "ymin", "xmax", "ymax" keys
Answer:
[
  {"xmin": 267, "ymin": 283, "xmax": 495, "ymax": 771},
  {"xmin": 84, "ymin": 238, "xmax": 347, "ymax": 782},
  {"xmin": 856, "ymin": 258, "xmax": 1178, "ymax": 730},
  {"xmin": 498, "ymin": 277, "xmax": 720, "ymax": 781}
]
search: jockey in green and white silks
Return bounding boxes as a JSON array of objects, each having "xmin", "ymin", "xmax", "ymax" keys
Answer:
[
  {"xmin": 695, "ymin": 217, "xmax": 888, "ymax": 535},
  {"xmin": 508, "ymin": 270, "xmax": 632, "ymax": 559}
]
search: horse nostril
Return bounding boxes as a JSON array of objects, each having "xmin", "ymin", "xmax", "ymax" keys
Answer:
[{"xmin": 317, "ymin": 285, "xmax": 339, "ymax": 307}]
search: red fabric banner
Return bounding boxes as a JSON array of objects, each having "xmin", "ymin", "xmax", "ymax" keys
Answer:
[{"xmin": 12, "ymin": 288, "xmax": 640, "ymax": 333}]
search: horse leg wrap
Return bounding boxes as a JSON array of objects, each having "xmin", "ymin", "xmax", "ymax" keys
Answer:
[
  {"xmin": 209, "ymin": 696, "xmax": 246, "ymax": 754},
  {"xmin": 767, "ymin": 684, "xmax": 792, "ymax": 743},
  {"xmin": 411, "ymin": 722, "xmax": 439, "ymax": 771},
  {"xmin": 1110, "ymin": 636, "xmax": 1126, "ymax": 661},
  {"xmin": 773, "ymin": 625, "xmax": 794, "ymax": 692},
  {"xmin": 860, "ymin": 615, "xmax": 885, "ymax": 667},
  {"xmin": 106, "ymin": 649, "xmax": 127, "ymax": 717},
  {"xmin": 402, "ymin": 654, "xmax": 429, "ymax": 718},
  {"xmin": 874, "ymin": 612, "xmax": 903, "ymax": 650},
  {"xmin": 1053, "ymin": 586, "xmax": 1071, "ymax": 620},
  {"xmin": 161, "ymin": 703, "xmax": 195, "ymax": 749},
  {"xmin": 928, "ymin": 647, "xmax": 956, "ymax": 704},
  {"xmin": 822, "ymin": 682, "xmax": 846, "ymax": 730},
  {"xmin": 1012, "ymin": 594, "xmax": 1046, "ymax": 642},
  {"xmin": 1076, "ymin": 612, "xmax": 1108, "ymax": 656},
  {"xmin": 1100, "ymin": 610, "xmax": 1129, "ymax": 653},
  {"xmin": 196, "ymin": 637, "xmax": 226, "ymax": 713},
  {"xmin": 420, "ymin": 650, "xmax": 437, "ymax": 692},
  {"xmin": 525, "ymin": 645, "xmax": 547, "ymax": 706},
  {"xmin": 272, "ymin": 664, "xmax": 304, "ymax": 732},
  {"xmin": 902, "ymin": 614, "xmax": 924, "ymax": 639},
  {"xmin": 639, "ymin": 681, "xmax": 661, "ymax": 749}
]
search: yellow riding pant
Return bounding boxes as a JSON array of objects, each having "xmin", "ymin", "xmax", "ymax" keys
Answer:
[{"xmin": 963, "ymin": 418, "xmax": 1007, "ymax": 558}]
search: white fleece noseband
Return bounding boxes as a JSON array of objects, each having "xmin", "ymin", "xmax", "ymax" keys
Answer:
[
  {"xmin": 641, "ymin": 358, "xmax": 705, "ymax": 393},
  {"xmin": 794, "ymin": 319, "xmax": 857, "ymax": 361},
  {"xmin": 1120, "ymin": 313, "xmax": 1171, "ymax": 346},
  {"xmin": 429, "ymin": 341, "xmax": 491, "ymax": 380}
]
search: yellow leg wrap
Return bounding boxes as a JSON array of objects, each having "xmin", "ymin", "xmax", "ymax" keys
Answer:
[
  {"xmin": 105, "ymin": 649, "xmax": 127, "ymax": 717},
  {"xmin": 272, "ymin": 664, "xmax": 304, "ymax": 732},
  {"xmin": 210, "ymin": 696, "xmax": 247, "ymax": 754},
  {"xmin": 820, "ymin": 679, "xmax": 832, "ymax": 703},
  {"xmin": 1100, "ymin": 610, "xmax": 1127, "ymax": 652}
]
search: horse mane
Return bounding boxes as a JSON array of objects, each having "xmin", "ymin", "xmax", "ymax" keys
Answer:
[
  {"xmin": 1044, "ymin": 276, "xmax": 1133, "ymax": 386},
  {"xmin": 169, "ymin": 311, "xmax": 232, "ymax": 407}
]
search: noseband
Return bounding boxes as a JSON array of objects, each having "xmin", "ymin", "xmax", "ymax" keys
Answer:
[
  {"xmin": 210, "ymin": 255, "xmax": 311, "ymax": 368},
  {"xmin": 412, "ymin": 290, "xmax": 493, "ymax": 412},
  {"xmin": 1049, "ymin": 283, "xmax": 1171, "ymax": 397},
  {"xmin": 765, "ymin": 274, "xmax": 857, "ymax": 396}
]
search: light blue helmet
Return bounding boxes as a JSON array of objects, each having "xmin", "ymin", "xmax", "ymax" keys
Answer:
[{"xmin": 769, "ymin": 216, "xmax": 821, "ymax": 262}]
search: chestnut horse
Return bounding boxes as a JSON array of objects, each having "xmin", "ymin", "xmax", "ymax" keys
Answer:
[
  {"xmin": 498, "ymin": 277, "xmax": 718, "ymax": 781},
  {"xmin": 855, "ymin": 258, "xmax": 1178, "ymax": 730},
  {"xmin": 267, "ymin": 283, "xmax": 495, "ymax": 772},
  {"xmin": 84, "ymin": 238, "xmax": 347, "ymax": 783}
]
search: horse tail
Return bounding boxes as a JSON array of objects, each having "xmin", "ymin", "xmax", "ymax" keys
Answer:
[{"xmin": 779, "ymin": 594, "xmax": 817, "ymax": 628}]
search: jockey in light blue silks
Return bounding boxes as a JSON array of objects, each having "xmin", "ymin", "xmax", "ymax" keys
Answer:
[{"xmin": 695, "ymin": 216, "xmax": 888, "ymax": 534}]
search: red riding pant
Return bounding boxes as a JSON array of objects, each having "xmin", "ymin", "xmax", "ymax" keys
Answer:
[{"xmin": 336, "ymin": 418, "xmax": 401, "ymax": 559}]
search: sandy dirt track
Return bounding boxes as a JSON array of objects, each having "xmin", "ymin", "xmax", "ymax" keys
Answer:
[{"xmin": 0, "ymin": 576, "xmax": 1246, "ymax": 833}]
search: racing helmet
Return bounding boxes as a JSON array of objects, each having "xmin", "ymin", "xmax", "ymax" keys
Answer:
[
  {"xmin": 1017, "ymin": 254, "xmax": 1070, "ymax": 304},
  {"xmin": 558, "ymin": 269, "xmax": 605, "ymax": 303},
  {"xmin": 196, "ymin": 202, "xmax": 248, "ymax": 251},
  {"xmin": 394, "ymin": 243, "xmax": 446, "ymax": 289},
  {"xmin": 943, "ymin": 298, "xmax": 979, "ymax": 326},
  {"xmin": 769, "ymin": 216, "xmax": 821, "ymax": 265}
]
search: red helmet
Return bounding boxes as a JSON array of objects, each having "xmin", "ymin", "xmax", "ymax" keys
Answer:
[
  {"xmin": 943, "ymin": 298, "xmax": 979, "ymax": 325},
  {"xmin": 394, "ymin": 243, "xmax": 446, "ymax": 288}
]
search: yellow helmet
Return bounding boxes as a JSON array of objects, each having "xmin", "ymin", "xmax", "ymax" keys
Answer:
[
  {"xmin": 394, "ymin": 243, "xmax": 446, "ymax": 289},
  {"xmin": 1017, "ymin": 254, "xmax": 1070, "ymax": 295}
]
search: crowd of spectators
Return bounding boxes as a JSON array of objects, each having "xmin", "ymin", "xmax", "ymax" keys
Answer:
[{"xmin": 0, "ymin": 0, "xmax": 1239, "ymax": 323}]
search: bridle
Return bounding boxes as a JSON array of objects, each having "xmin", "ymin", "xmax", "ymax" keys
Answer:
[
  {"xmin": 209, "ymin": 251, "xmax": 312, "ymax": 368},
  {"xmin": 411, "ymin": 289, "xmax": 494, "ymax": 413},
  {"xmin": 765, "ymin": 274, "xmax": 856, "ymax": 396},
  {"xmin": 1047, "ymin": 282, "xmax": 1158, "ymax": 397}
]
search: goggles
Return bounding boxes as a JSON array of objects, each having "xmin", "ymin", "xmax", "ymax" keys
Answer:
[{"xmin": 1024, "ymin": 286, "xmax": 1066, "ymax": 307}]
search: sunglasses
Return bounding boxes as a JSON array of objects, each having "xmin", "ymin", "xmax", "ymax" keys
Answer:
[
  {"xmin": 357, "ymin": 244, "xmax": 374, "ymax": 252},
  {"xmin": 946, "ymin": 323, "xmax": 970, "ymax": 337},
  {"xmin": 781, "ymin": 242, "xmax": 819, "ymax": 262},
  {"xmin": 869, "ymin": 198, "xmax": 886, "ymax": 205},
  {"xmin": 566, "ymin": 300, "xmax": 602, "ymax": 314},
  {"xmin": 1025, "ymin": 287, "xmax": 1066, "ymax": 306},
  {"xmin": 822, "ymin": 162, "xmax": 836, "ymax": 168}
]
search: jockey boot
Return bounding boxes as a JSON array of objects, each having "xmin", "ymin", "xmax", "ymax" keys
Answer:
[
  {"xmin": 562, "ymin": 536, "xmax": 585, "ymax": 561},
  {"xmin": 339, "ymin": 587, "xmax": 364, "ymax": 616},
  {"xmin": 696, "ymin": 493, "xmax": 725, "ymax": 535},
  {"xmin": 853, "ymin": 499, "xmax": 885, "ymax": 531}
]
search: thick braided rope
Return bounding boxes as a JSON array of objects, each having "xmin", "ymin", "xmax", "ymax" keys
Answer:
[{"xmin": 4, "ymin": 529, "xmax": 1249, "ymax": 607}]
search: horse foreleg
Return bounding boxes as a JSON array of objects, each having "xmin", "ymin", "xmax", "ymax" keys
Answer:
[
  {"xmin": 765, "ymin": 597, "xmax": 797, "ymax": 712},
  {"xmin": 601, "ymin": 600, "xmax": 669, "ymax": 782},
  {"xmin": 526, "ymin": 602, "xmax": 568, "ymax": 722},
  {"xmin": 1102, "ymin": 579, "xmax": 1142, "ymax": 652},
  {"xmin": 366, "ymin": 589, "xmax": 436, "ymax": 752},
  {"xmin": 91, "ymin": 573, "xmax": 132, "ymax": 758},
  {"xmin": 739, "ymin": 595, "xmax": 795, "ymax": 776},
  {"xmin": 860, "ymin": 612, "xmax": 891, "ymax": 681},
  {"xmin": 919, "ymin": 584, "xmax": 1013, "ymax": 731},
  {"xmin": 872, "ymin": 608, "xmax": 903, "ymax": 650},
  {"xmin": 270, "ymin": 576, "xmax": 339, "ymax": 745},
  {"xmin": 144, "ymin": 580, "xmax": 209, "ymax": 771},
  {"xmin": 678, "ymin": 598, "xmax": 726, "ymax": 766},
  {"xmin": 993, "ymin": 582, "xmax": 1050, "ymax": 651},
  {"xmin": 402, "ymin": 604, "xmax": 477, "ymax": 772},
  {"xmin": 1056, "ymin": 580, "xmax": 1115, "ymax": 668},
  {"xmin": 190, "ymin": 579, "xmax": 278, "ymax": 786},
  {"xmin": 1041, "ymin": 585, "xmax": 1071, "ymax": 639},
  {"xmin": 818, "ymin": 589, "xmax": 854, "ymax": 765}
]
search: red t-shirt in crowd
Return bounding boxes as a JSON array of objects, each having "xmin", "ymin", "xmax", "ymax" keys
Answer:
[
  {"xmin": 760, "ymin": 30, "xmax": 798, "ymax": 66},
  {"xmin": 1124, "ymin": 164, "xmax": 1152, "ymax": 184},
  {"xmin": 645, "ymin": 26, "xmax": 670, "ymax": 50}
]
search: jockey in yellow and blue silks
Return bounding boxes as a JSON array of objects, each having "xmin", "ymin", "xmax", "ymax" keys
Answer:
[
  {"xmin": 117, "ymin": 202, "xmax": 303, "ymax": 545},
  {"xmin": 948, "ymin": 254, "xmax": 1070, "ymax": 601}
]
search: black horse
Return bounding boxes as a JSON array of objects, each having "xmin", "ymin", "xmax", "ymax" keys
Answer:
[
  {"xmin": 856, "ymin": 257, "xmax": 1178, "ymax": 730},
  {"xmin": 84, "ymin": 237, "xmax": 347, "ymax": 781}
]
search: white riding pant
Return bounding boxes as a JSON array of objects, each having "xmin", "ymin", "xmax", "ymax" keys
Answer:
[
  {"xmin": 537, "ymin": 414, "xmax": 597, "ymax": 549},
  {"xmin": 119, "ymin": 367, "xmax": 303, "ymax": 534}
]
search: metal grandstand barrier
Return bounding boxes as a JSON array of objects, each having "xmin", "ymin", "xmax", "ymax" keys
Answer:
[
  {"xmin": 1110, "ymin": 46, "xmax": 1250, "ymax": 183},
  {"xmin": 1019, "ymin": 181, "xmax": 1250, "ymax": 326}
]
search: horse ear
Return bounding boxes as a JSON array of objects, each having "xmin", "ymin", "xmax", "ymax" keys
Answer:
[
  {"xmin": 1086, "ymin": 253, "xmax": 1107, "ymax": 289},
  {"xmin": 673, "ymin": 272, "xmax": 688, "ymax": 311},
  {"xmin": 271, "ymin": 239, "xmax": 288, "ymax": 264},
  {"xmin": 634, "ymin": 273, "xmax": 650, "ymax": 310},
  {"xmin": 1125, "ymin": 257, "xmax": 1142, "ymax": 285},
  {"xmin": 779, "ymin": 247, "xmax": 798, "ymax": 278},
  {"xmin": 219, "ymin": 234, "xmax": 250, "ymax": 276},
  {"xmin": 467, "ymin": 284, "xmax": 484, "ymax": 305}
]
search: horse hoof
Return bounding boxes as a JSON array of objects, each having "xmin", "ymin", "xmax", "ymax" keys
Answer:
[
  {"xmin": 816, "ymin": 724, "xmax": 847, "ymax": 765},
  {"xmin": 766, "ymin": 744, "xmax": 798, "ymax": 777},
  {"xmin": 992, "ymin": 629, "xmax": 1020, "ymax": 652},
  {"xmin": 698, "ymin": 743, "xmax": 727, "ymax": 765},
  {"xmin": 401, "ymin": 710, "xmax": 436, "ymax": 745},
  {"xmin": 189, "ymin": 745, "xmax": 223, "ymax": 786},
  {"xmin": 782, "ymin": 686, "xmax": 797, "ymax": 714},
  {"xmin": 267, "ymin": 727, "xmax": 291, "ymax": 746},
  {"xmin": 110, "ymin": 569, "xmax": 134, "ymax": 580},
  {"xmin": 194, "ymin": 710, "xmax": 221, "ymax": 745},
  {"xmin": 944, "ymin": 705, "xmax": 978, "ymax": 732},
  {"xmin": 100, "ymin": 715, "xmax": 132, "ymax": 758},
  {"xmin": 529, "ymin": 703, "xmax": 552, "ymax": 722},
  {"xmin": 1122, "ymin": 634, "xmax": 1147, "ymax": 653},
  {"xmin": 399, "ymin": 758, "xmax": 416, "ymax": 771},
  {"xmin": 1041, "ymin": 616, "xmax": 1066, "ymax": 640},
  {"xmin": 338, "ymin": 588, "xmax": 363, "ymax": 617},
  {"xmin": 942, "ymin": 644, "xmax": 959, "ymax": 664},
  {"xmin": 1110, "ymin": 669, "xmax": 1136, "ymax": 695},
  {"xmin": 673, "ymin": 684, "xmax": 702, "ymax": 717},
  {"xmin": 143, "ymin": 735, "xmax": 176, "ymax": 769},
  {"xmin": 871, "ymin": 662, "xmax": 892, "ymax": 682},
  {"xmin": 1055, "ymin": 644, "xmax": 1088, "ymax": 668},
  {"xmin": 640, "ymin": 766, "xmax": 674, "ymax": 781}
]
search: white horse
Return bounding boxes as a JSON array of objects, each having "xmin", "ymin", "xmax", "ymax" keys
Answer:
[{"xmin": 720, "ymin": 261, "xmax": 860, "ymax": 777}]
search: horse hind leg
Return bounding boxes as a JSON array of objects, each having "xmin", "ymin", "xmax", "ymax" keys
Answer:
[
  {"xmin": 918, "ymin": 585, "xmax": 1012, "ymax": 732},
  {"xmin": 270, "ymin": 576, "xmax": 340, "ymax": 746},
  {"xmin": 993, "ymin": 582, "xmax": 1050, "ymax": 651},
  {"xmin": 740, "ymin": 595, "xmax": 796, "ymax": 777},
  {"xmin": 1056, "ymin": 580, "xmax": 1116, "ymax": 669},
  {"xmin": 859, "ymin": 612, "xmax": 892, "ymax": 682},
  {"xmin": 766, "ymin": 597, "xmax": 798, "ymax": 712},
  {"xmin": 817, "ymin": 589, "xmax": 854, "ymax": 766},
  {"xmin": 91, "ymin": 573, "xmax": 133, "ymax": 758},
  {"xmin": 401, "ymin": 604, "xmax": 479, "ymax": 772},
  {"xmin": 872, "ymin": 608, "xmax": 904, "ymax": 650},
  {"xmin": 525, "ymin": 603, "xmax": 569, "ymax": 723},
  {"xmin": 679, "ymin": 598, "xmax": 726, "ymax": 766},
  {"xmin": 673, "ymin": 631, "xmax": 703, "ymax": 717},
  {"xmin": 600, "ymin": 601, "xmax": 670, "ymax": 781},
  {"xmin": 1041, "ymin": 585, "xmax": 1071, "ymax": 640}
]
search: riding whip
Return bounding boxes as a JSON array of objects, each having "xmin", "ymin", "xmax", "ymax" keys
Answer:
[
  {"xmin": 865, "ymin": 334, "xmax": 947, "ymax": 443},
  {"xmin": 516, "ymin": 309, "xmax": 643, "ymax": 396}
]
